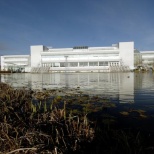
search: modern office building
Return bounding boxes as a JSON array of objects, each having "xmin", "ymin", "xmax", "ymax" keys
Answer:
[
  {"xmin": 1, "ymin": 55, "xmax": 30, "ymax": 72},
  {"xmin": 140, "ymin": 51, "xmax": 154, "ymax": 66},
  {"xmin": 1, "ymin": 41, "xmax": 150, "ymax": 73}
]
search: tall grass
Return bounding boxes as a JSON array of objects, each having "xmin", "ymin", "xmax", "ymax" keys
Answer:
[{"xmin": 0, "ymin": 82, "xmax": 154, "ymax": 154}]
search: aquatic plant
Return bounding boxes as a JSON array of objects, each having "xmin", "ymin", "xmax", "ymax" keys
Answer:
[
  {"xmin": 120, "ymin": 109, "xmax": 148, "ymax": 119},
  {"xmin": 1, "ymin": 82, "xmax": 154, "ymax": 153},
  {"xmin": 120, "ymin": 111, "xmax": 129, "ymax": 116},
  {"xmin": 0, "ymin": 83, "xmax": 95, "ymax": 153}
]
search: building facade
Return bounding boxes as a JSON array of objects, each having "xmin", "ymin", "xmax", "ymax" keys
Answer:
[
  {"xmin": 140, "ymin": 51, "xmax": 154, "ymax": 67},
  {"xmin": 1, "ymin": 55, "xmax": 30, "ymax": 72},
  {"xmin": 0, "ymin": 41, "xmax": 149, "ymax": 73}
]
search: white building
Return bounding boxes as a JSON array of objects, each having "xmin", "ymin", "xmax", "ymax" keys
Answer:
[
  {"xmin": 140, "ymin": 51, "xmax": 154, "ymax": 67},
  {"xmin": 1, "ymin": 55, "xmax": 30, "ymax": 72},
  {"xmin": 1, "ymin": 41, "xmax": 140, "ymax": 72}
]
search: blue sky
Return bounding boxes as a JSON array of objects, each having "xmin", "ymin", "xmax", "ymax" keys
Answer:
[{"xmin": 0, "ymin": 0, "xmax": 154, "ymax": 55}]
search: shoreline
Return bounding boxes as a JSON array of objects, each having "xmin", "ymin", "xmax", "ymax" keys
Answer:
[{"xmin": 0, "ymin": 82, "xmax": 154, "ymax": 153}]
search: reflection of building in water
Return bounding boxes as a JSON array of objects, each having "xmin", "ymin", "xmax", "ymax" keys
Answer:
[
  {"xmin": 0, "ymin": 73, "xmax": 31, "ymax": 88},
  {"xmin": 119, "ymin": 73, "xmax": 134, "ymax": 103},
  {"xmin": 134, "ymin": 73, "xmax": 143, "ymax": 90},
  {"xmin": 0, "ymin": 73, "xmax": 134, "ymax": 103},
  {"xmin": 1, "ymin": 42, "xmax": 138, "ymax": 72}
]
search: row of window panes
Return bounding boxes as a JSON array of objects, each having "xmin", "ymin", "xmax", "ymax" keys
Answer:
[
  {"xmin": 109, "ymin": 62, "xmax": 119, "ymax": 66},
  {"xmin": 42, "ymin": 62, "xmax": 119, "ymax": 67}
]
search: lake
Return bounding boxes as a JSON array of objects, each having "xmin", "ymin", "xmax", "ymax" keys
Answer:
[
  {"xmin": 1, "ymin": 72, "xmax": 154, "ymax": 132},
  {"xmin": 1, "ymin": 72, "xmax": 154, "ymax": 103},
  {"xmin": 2, "ymin": 72, "xmax": 154, "ymax": 153}
]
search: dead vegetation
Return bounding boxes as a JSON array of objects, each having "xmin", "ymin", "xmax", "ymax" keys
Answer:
[{"xmin": 0, "ymin": 83, "xmax": 94, "ymax": 153}]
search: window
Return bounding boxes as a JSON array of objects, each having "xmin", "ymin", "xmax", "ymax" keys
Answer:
[
  {"xmin": 99, "ymin": 62, "xmax": 108, "ymax": 66},
  {"xmin": 73, "ymin": 46, "xmax": 88, "ymax": 49},
  {"xmin": 60, "ymin": 62, "xmax": 65, "ymax": 67},
  {"xmin": 52, "ymin": 63, "xmax": 60, "ymax": 67},
  {"xmin": 69, "ymin": 62, "xmax": 78, "ymax": 67},
  {"xmin": 89, "ymin": 62, "xmax": 98, "ymax": 66},
  {"xmin": 79, "ymin": 62, "xmax": 88, "ymax": 67}
]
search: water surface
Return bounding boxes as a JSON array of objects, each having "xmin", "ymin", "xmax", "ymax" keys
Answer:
[
  {"xmin": 1, "ymin": 72, "xmax": 154, "ymax": 103},
  {"xmin": 1, "ymin": 72, "xmax": 154, "ymax": 131}
]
